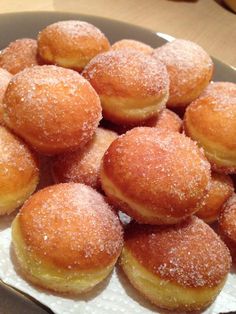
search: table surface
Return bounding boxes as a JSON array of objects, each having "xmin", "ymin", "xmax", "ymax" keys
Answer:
[{"xmin": 0, "ymin": 0, "xmax": 235, "ymax": 68}]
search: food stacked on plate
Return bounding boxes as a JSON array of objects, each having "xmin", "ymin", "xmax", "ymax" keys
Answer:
[{"xmin": 0, "ymin": 20, "xmax": 235, "ymax": 312}]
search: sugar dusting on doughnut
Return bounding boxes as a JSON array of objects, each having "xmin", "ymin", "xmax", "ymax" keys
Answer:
[
  {"xmin": 124, "ymin": 216, "xmax": 231, "ymax": 288},
  {"xmin": 19, "ymin": 183, "xmax": 123, "ymax": 270},
  {"xmin": 153, "ymin": 39, "xmax": 213, "ymax": 108},
  {"xmin": 83, "ymin": 49, "xmax": 169, "ymax": 97},
  {"xmin": 0, "ymin": 38, "xmax": 39, "ymax": 74},
  {"xmin": 3, "ymin": 65, "xmax": 102, "ymax": 154}
]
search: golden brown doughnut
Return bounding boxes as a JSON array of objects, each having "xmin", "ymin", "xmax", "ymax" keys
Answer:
[
  {"xmin": 184, "ymin": 82, "xmax": 236, "ymax": 174},
  {"xmin": 0, "ymin": 38, "xmax": 39, "ymax": 75},
  {"xmin": 37, "ymin": 20, "xmax": 110, "ymax": 72},
  {"xmin": 152, "ymin": 108, "xmax": 182, "ymax": 132},
  {"xmin": 0, "ymin": 68, "xmax": 12, "ymax": 124},
  {"xmin": 120, "ymin": 216, "xmax": 231, "ymax": 312},
  {"xmin": 196, "ymin": 173, "xmax": 234, "ymax": 223},
  {"xmin": 153, "ymin": 39, "xmax": 213, "ymax": 108},
  {"xmin": 219, "ymin": 194, "xmax": 236, "ymax": 262},
  {"xmin": 12, "ymin": 183, "xmax": 123, "ymax": 294},
  {"xmin": 83, "ymin": 50, "xmax": 169, "ymax": 125},
  {"xmin": 111, "ymin": 39, "xmax": 153, "ymax": 54},
  {"xmin": 100, "ymin": 127, "xmax": 211, "ymax": 224},
  {"xmin": 51, "ymin": 128, "xmax": 118, "ymax": 190},
  {"xmin": 3, "ymin": 65, "xmax": 102, "ymax": 155},
  {"xmin": 0, "ymin": 126, "xmax": 39, "ymax": 215}
]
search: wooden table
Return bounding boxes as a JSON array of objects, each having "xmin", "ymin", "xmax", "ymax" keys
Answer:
[{"xmin": 0, "ymin": 0, "xmax": 236, "ymax": 68}]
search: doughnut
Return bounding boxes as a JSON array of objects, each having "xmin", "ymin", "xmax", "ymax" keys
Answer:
[
  {"xmin": 100, "ymin": 127, "xmax": 211, "ymax": 224},
  {"xmin": 219, "ymin": 194, "xmax": 236, "ymax": 262},
  {"xmin": 0, "ymin": 126, "xmax": 39, "ymax": 215},
  {"xmin": 120, "ymin": 216, "xmax": 231, "ymax": 312},
  {"xmin": 152, "ymin": 39, "xmax": 213, "ymax": 108},
  {"xmin": 51, "ymin": 128, "xmax": 117, "ymax": 190},
  {"xmin": 151, "ymin": 108, "xmax": 182, "ymax": 132},
  {"xmin": 195, "ymin": 173, "xmax": 234, "ymax": 223},
  {"xmin": 0, "ymin": 38, "xmax": 39, "ymax": 75},
  {"xmin": 12, "ymin": 183, "xmax": 123, "ymax": 294},
  {"xmin": 82, "ymin": 50, "xmax": 169, "ymax": 125},
  {"xmin": 0, "ymin": 68, "xmax": 12, "ymax": 124},
  {"xmin": 111, "ymin": 39, "xmax": 153, "ymax": 54},
  {"xmin": 3, "ymin": 65, "xmax": 102, "ymax": 155},
  {"xmin": 37, "ymin": 20, "xmax": 110, "ymax": 72},
  {"xmin": 184, "ymin": 82, "xmax": 236, "ymax": 174}
]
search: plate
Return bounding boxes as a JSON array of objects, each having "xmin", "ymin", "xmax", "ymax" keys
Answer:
[{"xmin": 0, "ymin": 11, "xmax": 235, "ymax": 314}]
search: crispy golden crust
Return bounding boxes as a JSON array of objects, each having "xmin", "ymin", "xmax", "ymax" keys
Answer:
[
  {"xmin": 52, "ymin": 128, "xmax": 117, "ymax": 190},
  {"xmin": 0, "ymin": 68, "xmax": 12, "ymax": 124},
  {"xmin": 153, "ymin": 39, "xmax": 213, "ymax": 108},
  {"xmin": 219, "ymin": 194, "xmax": 236, "ymax": 262},
  {"xmin": 3, "ymin": 65, "xmax": 102, "ymax": 155},
  {"xmin": 0, "ymin": 38, "xmax": 39, "ymax": 75},
  {"xmin": 184, "ymin": 82, "xmax": 236, "ymax": 173},
  {"xmin": 196, "ymin": 173, "xmax": 234, "ymax": 223},
  {"xmin": 111, "ymin": 39, "xmax": 153, "ymax": 55},
  {"xmin": 153, "ymin": 108, "xmax": 182, "ymax": 132},
  {"xmin": 120, "ymin": 216, "xmax": 231, "ymax": 311},
  {"xmin": 37, "ymin": 21, "xmax": 110, "ymax": 72},
  {"xmin": 0, "ymin": 126, "xmax": 39, "ymax": 215},
  {"xmin": 101, "ymin": 127, "xmax": 211, "ymax": 224},
  {"xmin": 82, "ymin": 50, "xmax": 169, "ymax": 125},
  {"xmin": 16, "ymin": 183, "xmax": 123, "ymax": 271},
  {"xmin": 123, "ymin": 217, "xmax": 231, "ymax": 288}
]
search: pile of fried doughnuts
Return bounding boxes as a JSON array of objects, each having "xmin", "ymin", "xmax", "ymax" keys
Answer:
[{"xmin": 0, "ymin": 19, "xmax": 234, "ymax": 312}]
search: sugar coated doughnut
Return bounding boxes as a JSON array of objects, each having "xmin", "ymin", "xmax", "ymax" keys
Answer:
[
  {"xmin": 37, "ymin": 20, "xmax": 110, "ymax": 72},
  {"xmin": 184, "ymin": 82, "xmax": 236, "ymax": 174},
  {"xmin": 52, "ymin": 128, "xmax": 117, "ymax": 190},
  {"xmin": 100, "ymin": 127, "xmax": 211, "ymax": 224},
  {"xmin": 0, "ymin": 68, "xmax": 12, "ymax": 124},
  {"xmin": 120, "ymin": 216, "xmax": 231, "ymax": 311},
  {"xmin": 111, "ymin": 39, "xmax": 153, "ymax": 54},
  {"xmin": 3, "ymin": 65, "xmax": 102, "ymax": 155},
  {"xmin": 0, "ymin": 38, "xmax": 39, "ymax": 75},
  {"xmin": 219, "ymin": 194, "xmax": 236, "ymax": 262},
  {"xmin": 83, "ymin": 50, "xmax": 169, "ymax": 125},
  {"xmin": 152, "ymin": 108, "xmax": 182, "ymax": 132},
  {"xmin": 153, "ymin": 39, "xmax": 213, "ymax": 108},
  {"xmin": 12, "ymin": 183, "xmax": 123, "ymax": 294},
  {"xmin": 0, "ymin": 126, "xmax": 39, "ymax": 215},
  {"xmin": 196, "ymin": 173, "xmax": 234, "ymax": 223}
]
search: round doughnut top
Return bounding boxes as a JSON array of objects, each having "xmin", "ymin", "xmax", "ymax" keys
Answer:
[
  {"xmin": 19, "ymin": 183, "xmax": 123, "ymax": 270},
  {"xmin": 3, "ymin": 65, "xmax": 102, "ymax": 154},
  {"xmin": 0, "ymin": 38, "xmax": 39, "ymax": 75},
  {"xmin": 219, "ymin": 194, "xmax": 236, "ymax": 243},
  {"xmin": 153, "ymin": 39, "xmax": 213, "ymax": 106},
  {"xmin": 37, "ymin": 20, "xmax": 110, "ymax": 70},
  {"xmin": 124, "ymin": 216, "xmax": 231, "ymax": 288},
  {"xmin": 52, "ymin": 127, "xmax": 117, "ymax": 188},
  {"xmin": 154, "ymin": 109, "xmax": 182, "ymax": 132},
  {"xmin": 111, "ymin": 39, "xmax": 153, "ymax": 55},
  {"xmin": 0, "ymin": 126, "xmax": 38, "ymax": 194},
  {"xmin": 184, "ymin": 82, "xmax": 236, "ymax": 150},
  {"xmin": 82, "ymin": 49, "xmax": 169, "ymax": 98},
  {"xmin": 102, "ymin": 127, "xmax": 210, "ymax": 218},
  {"xmin": 196, "ymin": 173, "xmax": 234, "ymax": 222}
]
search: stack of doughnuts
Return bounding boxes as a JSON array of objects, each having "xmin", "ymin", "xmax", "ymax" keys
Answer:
[{"xmin": 0, "ymin": 18, "xmax": 233, "ymax": 312}]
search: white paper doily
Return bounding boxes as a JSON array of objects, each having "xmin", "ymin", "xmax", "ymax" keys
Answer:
[{"xmin": 0, "ymin": 213, "xmax": 235, "ymax": 314}]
